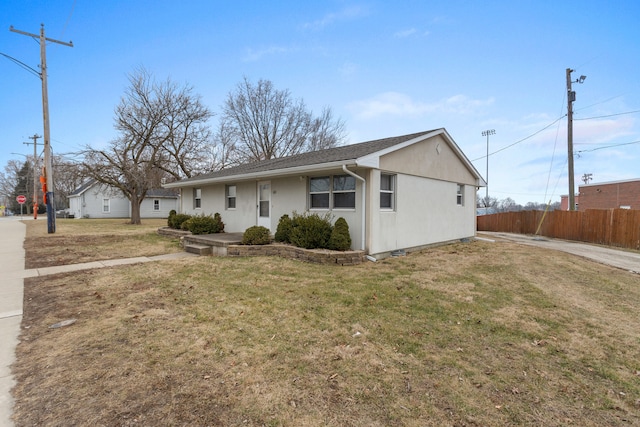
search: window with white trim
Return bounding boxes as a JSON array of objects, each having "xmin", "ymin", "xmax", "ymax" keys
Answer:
[
  {"xmin": 456, "ymin": 184, "xmax": 464, "ymax": 206},
  {"xmin": 309, "ymin": 176, "xmax": 330, "ymax": 208},
  {"xmin": 153, "ymin": 199, "xmax": 160, "ymax": 211},
  {"xmin": 102, "ymin": 198, "xmax": 110, "ymax": 213},
  {"xmin": 309, "ymin": 175, "xmax": 356, "ymax": 209},
  {"xmin": 226, "ymin": 185, "xmax": 236, "ymax": 209},
  {"xmin": 194, "ymin": 188, "xmax": 202, "ymax": 209},
  {"xmin": 380, "ymin": 174, "xmax": 396, "ymax": 210},
  {"xmin": 333, "ymin": 175, "xmax": 356, "ymax": 208}
]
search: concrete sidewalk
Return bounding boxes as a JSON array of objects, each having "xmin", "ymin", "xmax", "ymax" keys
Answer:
[
  {"xmin": 0, "ymin": 218, "xmax": 195, "ymax": 426},
  {"xmin": 0, "ymin": 218, "xmax": 26, "ymax": 427}
]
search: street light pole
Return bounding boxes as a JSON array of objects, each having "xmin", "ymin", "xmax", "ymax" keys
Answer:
[
  {"xmin": 566, "ymin": 68, "xmax": 586, "ymax": 211},
  {"xmin": 481, "ymin": 129, "xmax": 495, "ymax": 202}
]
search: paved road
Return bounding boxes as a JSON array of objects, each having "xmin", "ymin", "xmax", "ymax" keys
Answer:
[{"xmin": 479, "ymin": 232, "xmax": 640, "ymax": 274}]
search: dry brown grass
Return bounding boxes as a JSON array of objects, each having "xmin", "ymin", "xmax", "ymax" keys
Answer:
[
  {"xmin": 23, "ymin": 218, "xmax": 182, "ymax": 268},
  {"xmin": 12, "ymin": 223, "xmax": 640, "ymax": 426}
]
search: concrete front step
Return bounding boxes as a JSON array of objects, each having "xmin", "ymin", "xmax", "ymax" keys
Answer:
[{"xmin": 184, "ymin": 244, "xmax": 212, "ymax": 256}]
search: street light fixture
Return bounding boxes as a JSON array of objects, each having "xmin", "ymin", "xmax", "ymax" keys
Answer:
[{"xmin": 566, "ymin": 68, "xmax": 587, "ymax": 211}]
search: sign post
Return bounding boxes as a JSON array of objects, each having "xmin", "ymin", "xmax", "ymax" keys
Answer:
[{"xmin": 17, "ymin": 194, "xmax": 26, "ymax": 217}]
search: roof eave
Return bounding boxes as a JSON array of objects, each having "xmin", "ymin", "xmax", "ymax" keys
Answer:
[{"xmin": 163, "ymin": 160, "xmax": 361, "ymax": 188}]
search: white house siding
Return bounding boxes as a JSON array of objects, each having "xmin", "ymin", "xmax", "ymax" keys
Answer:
[
  {"xmin": 69, "ymin": 185, "xmax": 130, "ymax": 218},
  {"xmin": 139, "ymin": 197, "xmax": 179, "ymax": 218},
  {"xmin": 179, "ymin": 171, "xmax": 364, "ymax": 247},
  {"xmin": 368, "ymin": 172, "xmax": 476, "ymax": 256}
]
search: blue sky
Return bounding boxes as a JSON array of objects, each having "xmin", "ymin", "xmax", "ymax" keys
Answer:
[{"xmin": 1, "ymin": 0, "xmax": 639, "ymax": 205}]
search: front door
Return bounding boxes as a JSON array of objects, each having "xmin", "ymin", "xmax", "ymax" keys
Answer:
[{"xmin": 257, "ymin": 181, "xmax": 271, "ymax": 229}]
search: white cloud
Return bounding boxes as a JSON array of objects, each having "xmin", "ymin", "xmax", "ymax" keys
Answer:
[
  {"xmin": 301, "ymin": 6, "xmax": 369, "ymax": 30},
  {"xmin": 339, "ymin": 62, "xmax": 358, "ymax": 77},
  {"xmin": 393, "ymin": 28, "xmax": 430, "ymax": 38},
  {"xmin": 348, "ymin": 92, "xmax": 494, "ymax": 119},
  {"xmin": 394, "ymin": 28, "xmax": 418, "ymax": 38},
  {"xmin": 242, "ymin": 45, "xmax": 293, "ymax": 62}
]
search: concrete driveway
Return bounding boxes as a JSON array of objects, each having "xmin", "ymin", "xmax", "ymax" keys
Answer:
[{"xmin": 479, "ymin": 232, "xmax": 640, "ymax": 275}]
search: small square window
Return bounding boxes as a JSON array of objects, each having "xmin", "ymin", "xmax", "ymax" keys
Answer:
[
  {"xmin": 310, "ymin": 177, "xmax": 330, "ymax": 209},
  {"xmin": 226, "ymin": 185, "xmax": 236, "ymax": 209},
  {"xmin": 194, "ymin": 188, "xmax": 202, "ymax": 209},
  {"xmin": 380, "ymin": 174, "xmax": 396, "ymax": 210}
]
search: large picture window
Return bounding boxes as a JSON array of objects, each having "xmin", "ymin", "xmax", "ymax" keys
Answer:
[
  {"xmin": 309, "ymin": 175, "xmax": 356, "ymax": 209},
  {"xmin": 380, "ymin": 174, "xmax": 396, "ymax": 210}
]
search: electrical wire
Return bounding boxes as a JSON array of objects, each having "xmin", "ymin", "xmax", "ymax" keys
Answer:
[
  {"xmin": 471, "ymin": 115, "xmax": 566, "ymax": 162},
  {"xmin": 574, "ymin": 110, "xmax": 640, "ymax": 121},
  {"xmin": 0, "ymin": 52, "xmax": 41, "ymax": 78},
  {"xmin": 576, "ymin": 140, "xmax": 640, "ymax": 153}
]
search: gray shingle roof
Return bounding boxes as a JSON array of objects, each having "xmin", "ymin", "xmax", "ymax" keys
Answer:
[{"xmin": 173, "ymin": 129, "xmax": 438, "ymax": 185}]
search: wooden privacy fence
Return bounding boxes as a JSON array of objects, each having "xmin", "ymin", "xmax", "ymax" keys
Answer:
[{"xmin": 477, "ymin": 209, "xmax": 640, "ymax": 250}]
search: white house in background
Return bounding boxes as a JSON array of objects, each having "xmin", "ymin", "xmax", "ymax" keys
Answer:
[
  {"xmin": 164, "ymin": 129, "xmax": 486, "ymax": 259},
  {"xmin": 68, "ymin": 180, "xmax": 179, "ymax": 219}
]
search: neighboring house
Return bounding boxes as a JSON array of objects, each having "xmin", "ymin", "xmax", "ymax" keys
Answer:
[
  {"xmin": 576, "ymin": 178, "xmax": 640, "ymax": 211},
  {"xmin": 68, "ymin": 180, "xmax": 179, "ymax": 219},
  {"xmin": 164, "ymin": 129, "xmax": 486, "ymax": 259}
]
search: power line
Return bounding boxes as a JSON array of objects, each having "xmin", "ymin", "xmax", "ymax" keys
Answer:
[
  {"xmin": 0, "ymin": 52, "xmax": 41, "ymax": 78},
  {"xmin": 471, "ymin": 115, "xmax": 566, "ymax": 161},
  {"xmin": 574, "ymin": 109, "xmax": 640, "ymax": 121},
  {"xmin": 576, "ymin": 139, "xmax": 640, "ymax": 153}
]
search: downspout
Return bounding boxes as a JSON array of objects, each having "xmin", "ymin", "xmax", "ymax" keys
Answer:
[{"xmin": 342, "ymin": 164, "xmax": 366, "ymax": 251}]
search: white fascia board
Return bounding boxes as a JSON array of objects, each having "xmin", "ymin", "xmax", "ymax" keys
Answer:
[{"xmin": 163, "ymin": 160, "xmax": 359, "ymax": 188}]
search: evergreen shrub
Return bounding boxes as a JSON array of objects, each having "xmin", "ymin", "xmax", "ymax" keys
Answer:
[
  {"xmin": 274, "ymin": 214, "xmax": 293, "ymax": 243},
  {"xmin": 183, "ymin": 213, "xmax": 224, "ymax": 235},
  {"xmin": 328, "ymin": 217, "xmax": 352, "ymax": 251},
  {"xmin": 170, "ymin": 213, "xmax": 192, "ymax": 230},
  {"xmin": 289, "ymin": 212, "xmax": 333, "ymax": 249},
  {"xmin": 242, "ymin": 226, "xmax": 271, "ymax": 245},
  {"xmin": 167, "ymin": 210, "xmax": 177, "ymax": 227}
]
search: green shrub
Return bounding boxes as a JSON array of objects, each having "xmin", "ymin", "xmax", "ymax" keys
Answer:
[
  {"xmin": 213, "ymin": 212, "xmax": 225, "ymax": 233},
  {"xmin": 242, "ymin": 226, "xmax": 271, "ymax": 245},
  {"xmin": 170, "ymin": 213, "xmax": 192, "ymax": 230},
  {"xmin": 328, "ymin": 217, "xmax": 352, "ymax": 251},
  {"xmin": 274, "ymin": 214, "xmax": 293, "ymax": 243},
  {"xmin": 290, "ymin": 212, "xmax": 333, "ymax": 249},
  {"xmin": 167, "ymin": 210, "xmax": 177, "ymax": 227},
  {"xmin": 183, "ymin": 213, "xmax": 224, "ymax": 235}
]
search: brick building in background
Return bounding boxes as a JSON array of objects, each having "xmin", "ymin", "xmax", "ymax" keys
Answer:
[{"xmin": 561, "ymin": 178, "xmax": 640, "ymax": 211}]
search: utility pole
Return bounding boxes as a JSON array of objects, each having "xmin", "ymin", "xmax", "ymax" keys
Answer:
[
  {"xmin": 481, "ymin": 129, "xmax": 495, "ymax": 203},
  {"xmin": 566, "ymin": 68, "xmax": 586, "ymax": 211},
  {"xmin": 10, "ymin": 24, "xmax": 73, "ymax": 233},
  {"xmin": 23, "ymin": 134, "xmax": 42, "ymax": 219}
]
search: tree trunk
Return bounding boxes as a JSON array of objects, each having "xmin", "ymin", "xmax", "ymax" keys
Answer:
[{"xmin": 130, "ymin": 194, "xmax": 142, "ymax": 225}]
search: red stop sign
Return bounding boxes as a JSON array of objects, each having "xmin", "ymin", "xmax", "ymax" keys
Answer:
[{"xmin": 16, "ymin": 195, "xmax": 27, "ymax": 204}]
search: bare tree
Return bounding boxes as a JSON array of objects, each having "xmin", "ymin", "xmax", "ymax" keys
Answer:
[
  {"xmin": 80, "ymin": 68, "xmax": 213, "ymax": 224},
  {"xmin": 220, "ymin": 77, "xmax": 346, "ymax": 163},
  {"xmin": 53, "ymin": 155, "xmax": 91, "ymax": 210}
]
